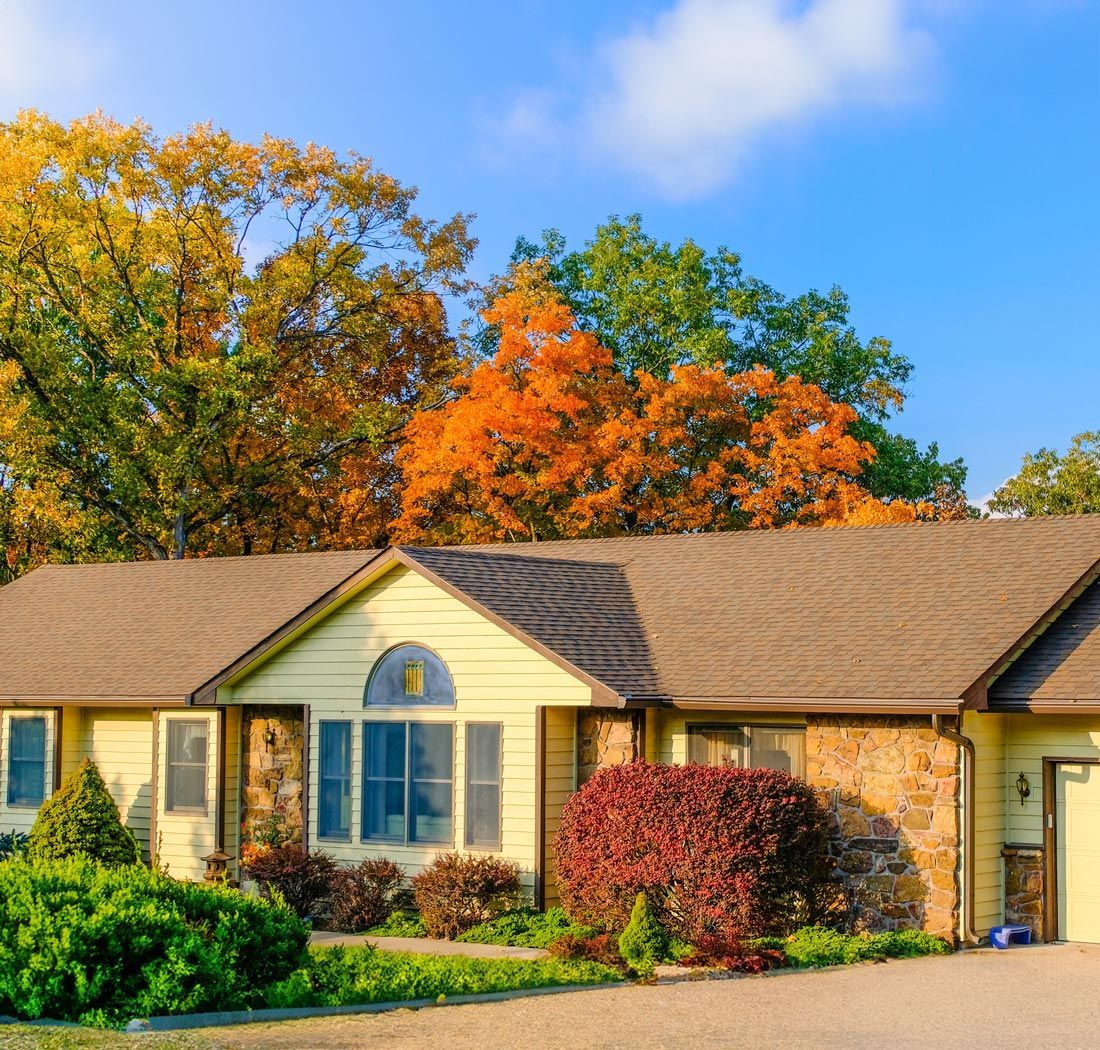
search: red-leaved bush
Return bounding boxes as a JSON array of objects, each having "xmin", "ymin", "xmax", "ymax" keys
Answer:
[
  {"xmin": 412, "ymin": 852, "xmax": 522, "ymax": 938},
  {"xmin": 555, "ymin": 762, "xmax": 833, "ymax": 942}
]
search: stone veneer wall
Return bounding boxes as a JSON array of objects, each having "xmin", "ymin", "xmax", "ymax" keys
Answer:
[
  {"xmin": 241, "ymin": 705, "xmax": 305, "ymax": 848},
  {"xmin": 1002, "ymin": 845, "xmax": 1044, "ymax": 940},
  {"xmin": 577, "ymin": 710, "xmax": 642, "ymax": 785},
  {"xmin": 805, "ymin": 715, "xmax": 960, "ymax": 940}
]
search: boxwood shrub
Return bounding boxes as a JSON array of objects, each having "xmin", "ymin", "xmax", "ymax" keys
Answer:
[
  {"xmin": 0, "ymin": 857, "xmax": 309, "ymax": 1026},
  {"xmin": 555, "ymin": 761, "xmax": 834, "ymax": 942}
]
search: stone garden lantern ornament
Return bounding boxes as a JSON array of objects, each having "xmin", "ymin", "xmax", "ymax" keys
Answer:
[{"xmin": 203, "ymin": 849, "xmax": 233, "ymax": 883}]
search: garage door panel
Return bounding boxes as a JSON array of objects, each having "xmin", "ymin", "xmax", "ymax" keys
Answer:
[{"xmin": 1056, "ymin": 763, "xmax": 1100, "ymax": 943}]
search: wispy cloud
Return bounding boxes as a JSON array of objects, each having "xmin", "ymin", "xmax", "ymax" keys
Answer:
[
  {"xmin": 491, "ymin": 0, "xmax": 937, "ymax": 198},
  {"xmin": 0, "ymin": 0, "xmax": 108, "ymax": 113}
]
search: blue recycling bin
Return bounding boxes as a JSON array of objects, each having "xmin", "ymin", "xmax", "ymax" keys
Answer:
[{"xmin": 989, "ymin": 924, "xmax": 1032, "ymax": 949}]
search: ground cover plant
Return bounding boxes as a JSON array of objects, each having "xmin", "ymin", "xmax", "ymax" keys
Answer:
[
  {"xmin": 0, "ymin": 856, "xmax": 309, "ymax": 1026},
  {"xmin": 263, "ymin": 944, "xmax": 622, "ymax": 1008},
  {"xmin": 455, "ymin": 907, "xmax": 595, "ymax": 949},
  {"xmin": 556, "ymin": 761, "xmax": 833, "ymax": 943},
  {"xmin": 367, "ymin": 910, "xmax": 428, "ymax": 938},
  {"xmin": 762, "ymin": 926, "xmax": 951, "ymax": 968}
]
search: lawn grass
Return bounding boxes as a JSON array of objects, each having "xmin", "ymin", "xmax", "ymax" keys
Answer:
[{"xmin": 263, "ymin": 945, "xmax": 622, "ymax": 1009}]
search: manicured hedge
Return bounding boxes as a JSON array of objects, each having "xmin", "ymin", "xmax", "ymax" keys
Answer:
[
  {"xmin": 0, "ymin": 857, "xmax": 309, "ymax": 1026},
  {"xmin": 555, "ymin": 761, "xmax": 833, "ymax": 942}
]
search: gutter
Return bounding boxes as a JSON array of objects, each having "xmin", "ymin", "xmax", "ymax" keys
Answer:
[{"xmin": 932, "ymin": 714, "xmax": 978, "ymax": 946}]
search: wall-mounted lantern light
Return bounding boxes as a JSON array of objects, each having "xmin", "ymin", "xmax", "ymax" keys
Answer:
[
  {"xmin": 264, "ymin": 726, "xmax": 277, "ymax": 748},
  {"xmin": 1016, "ymin": 771, "xmax": 1031, "ymax": 807}
]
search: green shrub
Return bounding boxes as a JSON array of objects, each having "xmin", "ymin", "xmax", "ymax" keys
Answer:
[
  {"xmin": 779, "ymin": 926, "xmax": 950, "ymax": 968},
  {"xmin": 264, "ymin": 945, "xmax": 621, "ymax": 1009},
  {"xmin": 25, "ymin": 760, "xmax": 140, "ymax": 866},
  {"xmin": 0, "ymin": 856, "xmax": 309, "ymax": 1026},
  {"xmin": 617, "ymin": 894, "xmax": 668, "ymax": 975},
  {"xmin": 0, "ymin": 830, "xmax": 28, "ymax": 861},
  {"xmin": 456, "ymin": 907, "xmax": 596, "ymax": 949},
  {"xmin": 367, "ymin": 910, "xmax": 427, "ymax": 938},
  {"xmin": 412, "ymin": 853, "xmax": 522, "ymax": 939}
]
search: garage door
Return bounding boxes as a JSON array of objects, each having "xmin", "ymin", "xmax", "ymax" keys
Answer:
[{"xmin": 1056, "ymin": 763, "xmax": 1100, "ymax": 942}]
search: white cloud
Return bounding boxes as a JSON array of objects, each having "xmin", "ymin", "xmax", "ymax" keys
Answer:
[
  {"xmin": 496, "ymin": 0, "xmax": 937, "ymax": 198},
  {"xmin": 0, "ymin": 0, "xmax": 108, "ymax": 111}
]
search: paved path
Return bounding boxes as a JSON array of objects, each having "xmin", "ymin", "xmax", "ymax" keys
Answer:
[
  {"xmin": 309, "ymin": 929, "xmax": 549, "ymax": 960},
  {"xmin": 198, "ymin": 943, "xmax": 1100, "ymax": 1049}
]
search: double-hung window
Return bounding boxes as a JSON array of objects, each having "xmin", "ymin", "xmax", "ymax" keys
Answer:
[
  {"xmin": 318, "ymin": 721, "xmax": 352, "ymax": 840},
  {"xmin": 465, "ymin": 723, "xmax": 502, "ymax": 850},
  {"xmin": 362, "ymin": 722, "xmax": 453, "ymax": 844},
  {"xmin": 7, "ymin": 716, "xmax": 47, "ymax": 807},
  {"xmin": 166, "ymin": 720, "xmax": 208, "ymax": 813},
  {"xmin": 686, "ymin": 724, "xmax": 806, "ymax": 778}
]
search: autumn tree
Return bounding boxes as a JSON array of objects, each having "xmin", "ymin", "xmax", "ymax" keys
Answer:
[
  {"xmin": 990, "ymin": 432, "xmax": 1100, "ymax": 516},
  {"xmin": 0, "ymin": 111, "xmax": 473, "ymax": 565},
  {"xmin": 394, "ymin": 266, "xmax": 907, "ymax": 544},
  {"xmin": 504, "ymin": 215, "xmax": 968, "ymax": 511}
]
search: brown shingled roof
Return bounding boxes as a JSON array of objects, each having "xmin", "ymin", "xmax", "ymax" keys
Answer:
[
  {"xmin": 402, "ymin": 516, "xmax": 1100, "ymax": 708},
  {"xmin": 988, "ymin": 579, "xmax": 1100, "ymax": 710},
  {"xmin": 0, "ymin": 551, "xmax": 378, "ymax": 702},
  {"xmin": 2, "ymin": 517, "xmax": 1100, "ymax": 709}
]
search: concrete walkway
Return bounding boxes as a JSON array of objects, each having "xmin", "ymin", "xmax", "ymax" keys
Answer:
[
  {"xmin": 199, "ymin": 943, "xmax": 1100, "ymax": 1049},
  {"xmin": 309, "ymin": 929, "xmax": 549, "ymax": 960}
]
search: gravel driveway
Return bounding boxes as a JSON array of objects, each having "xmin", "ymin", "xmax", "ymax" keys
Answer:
[
  {"xmin": 6, "ymin": 945, "xmax": 1099, "ymax": 1050},
  {"xmin": 199, "ymin": 943, "xmax": 1100, "ymax": 1049}
]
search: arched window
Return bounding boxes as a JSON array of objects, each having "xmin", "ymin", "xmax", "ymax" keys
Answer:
[{"xmin": 365, "ymin": 644, "xmax": 455, "ymax": 707}]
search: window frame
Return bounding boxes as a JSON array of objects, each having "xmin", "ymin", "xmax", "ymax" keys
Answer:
[
  {"xmin": 6, "ymin": 715, "xmax": 48, "ymax": 809},
  {"xmin": 317, "ymin": 720, "xmax": 353, "ymax": 842},
  {"xmin": 361, "ymin": 720, "xmax": 455, "ymax": 847},
  {"xmin": 164, "ymin": 718, "xmax": 210, "ymax": 815},
  {"xmin": 685, "ymin": 722, "xmax": 806, "ymax": 779},
  {"xmin": 464, "ymin": 722, "xmax": 503, "ymax": 851}
]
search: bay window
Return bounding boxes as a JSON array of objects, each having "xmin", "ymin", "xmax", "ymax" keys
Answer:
[
  {"xmin": 318, "ymin": 721, "xmax": 352, "ymax": 840},
  {"xmin": 363, "ymin": 722, "xmax": 453, "ymax": 844}
]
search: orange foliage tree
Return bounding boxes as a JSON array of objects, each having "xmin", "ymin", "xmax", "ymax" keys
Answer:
[{"xmin": 394, "ymin": 267, "xmax": 916, "ymax": 544}]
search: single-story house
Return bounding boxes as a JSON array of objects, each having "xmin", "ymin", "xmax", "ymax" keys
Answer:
[{"xmin": 2, "ymin": 516, "xmax": 1100, "ymax": 944}]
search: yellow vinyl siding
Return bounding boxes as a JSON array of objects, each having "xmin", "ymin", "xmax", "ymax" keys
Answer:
[
  {"xmin": 155, "ymin": 710, "xmax": 220, "ymax": 880},
  {"xmin": 543, "ymin": 706, "xmax": 577, "ymax": 906},
  {"xmin": 1004, "ymin": 715, "xmax": 1100, "ymax": 846},
  {"xmin": 59, "ymin": 707, "xmax": 83, "ymax": 780},
  {"xmin": 963, "ymin": 710, "xmax": 1006, "ymax": 937},
  {"xmin": 82, "ymin": 709, "xmax": 154, "ymax": 859},
  {"xmin": 223, "ymin": 707, "xmax": 241, "ymax": 867},
  {"xmin": 226, "ymin": 564, "xmax": 592, "ymax": 892},
  {"xmin": 0, "ymin": 708, "xmax": 56, "ymax": 834}
]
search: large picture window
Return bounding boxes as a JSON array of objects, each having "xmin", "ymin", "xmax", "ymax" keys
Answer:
[
  {"xmin": 7, "ymin": 716, "xmax": 47, "ymax": 807},
  {"xmin": 318, "ymin": 721, "xmax": 352, "ymax": 840},
  {"xmin": 465, "ymin": 723, "xmax": 502, "ymax": 850},
  {"xmin": 165, "ymin": 720, "xmax": 208, "ymax": 813},
  {"xmin": 686, "ymin": 724, "xmax": 806, "ymax": 778},
  {"xmin": 363, "ymin": 722, "xmax": 453, "ymax": 844}
]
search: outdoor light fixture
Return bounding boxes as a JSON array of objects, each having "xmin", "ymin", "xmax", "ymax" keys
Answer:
[
  {"xmin": 264, "ymin": 726, "xmax": 277, "ymax": 748},
  {"xmin": 1016, "ymin": 771, "xmax": 1031, "ymax": 806}
]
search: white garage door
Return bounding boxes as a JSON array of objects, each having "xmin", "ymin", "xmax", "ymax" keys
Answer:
[{"xmin": 1056, "ymin": 763, "xmax": 1100, "ymax": 942}]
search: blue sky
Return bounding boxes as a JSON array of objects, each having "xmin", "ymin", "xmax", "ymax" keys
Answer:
[{"xmin": 1, "ymin": 0, "xmax": 1097, "ymax": 503}]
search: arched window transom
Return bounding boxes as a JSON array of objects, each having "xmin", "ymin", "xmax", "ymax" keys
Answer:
[{"xmin": 365, "ymin": 644, "xmax": 455, "ymax": 707}]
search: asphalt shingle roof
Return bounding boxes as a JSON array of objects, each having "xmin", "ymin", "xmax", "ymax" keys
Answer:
[{"xmin": 1, "ymin": 516, "xmax": 1099, "ymax": 707}]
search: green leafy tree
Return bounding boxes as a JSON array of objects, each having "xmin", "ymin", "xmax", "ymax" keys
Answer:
[
  {"xmin": 0, "ymin": 111, "xmax": 473, "ymax": 566},
  {"xmin": 505, "ymin": 215, "xmax": 967, "ymax": 509},
  {"xmin": 990, "ymin": 432, "xmax": 1100, "ymax": 516},
  {"xmin": 26, "ymin": 758, "xmax": 141, "ymax": 865}
]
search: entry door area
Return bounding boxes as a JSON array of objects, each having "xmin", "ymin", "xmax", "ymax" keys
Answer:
[{"xmin": 1055, "ymin": 763, "xmax": 1100, "ymax": 942}]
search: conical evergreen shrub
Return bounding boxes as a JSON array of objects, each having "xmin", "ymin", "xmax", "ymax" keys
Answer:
[{"xmin": 26, "ymin": 758, "xmax": 140, "ymax": 865}]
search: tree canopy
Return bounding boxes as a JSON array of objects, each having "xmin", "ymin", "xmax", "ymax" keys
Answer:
[
  {"xmin": 990, "ymin": 432, "xmax": 1100, "ymax": 516},
  {"xmin": 0, "ymin": 111, "xmax": 473, "ymax": 570},
  {"xmin": 395, "ymin": 267, "xmax": 933, "ymax": 543},
  {"xmin": 507, "ymin": 215, "xmax": 968, "ymax": 510}
]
